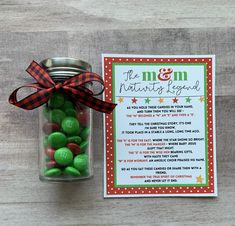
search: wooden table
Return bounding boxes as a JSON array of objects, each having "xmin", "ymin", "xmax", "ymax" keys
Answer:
[{"xmin": 0, "ymin": 1, "xmax": 235, "ymax": 225}]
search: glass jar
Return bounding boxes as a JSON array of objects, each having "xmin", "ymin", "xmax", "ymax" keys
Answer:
[{"xmin": 38, "ymin": 57, "xmax": 93, "ymax": 181}]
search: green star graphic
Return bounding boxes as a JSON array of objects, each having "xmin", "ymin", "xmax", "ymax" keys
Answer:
[
  {"xmin": 145, "ymin": 97, "xmax": 151, "ymax": 104},
  {"xmin": 186, "ymin": 97, "xmax": 191, "ymax": 103}
]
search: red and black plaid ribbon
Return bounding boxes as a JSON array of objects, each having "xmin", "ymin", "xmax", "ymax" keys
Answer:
[{"xmin": 9, "ymin": 61, "xmax": 116, "ymax": 113}]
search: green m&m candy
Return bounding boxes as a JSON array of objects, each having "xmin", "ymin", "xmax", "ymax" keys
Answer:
[
  {"xmin": 44, "ymin": 168, "xmax": 62, "ymax": 177},
  {"xmin": 48, "ymin": 92, "xmax": 65, "ymax": 108},
  {"xmin": 61, "ymin": 100, "xmax": 75, "ymax": 111},
  {"xmin": 80, "ymin": 140, "xmax": 89, "ymax": 153},
  {"xmin": 62, "ymin": 117, "xmax": 80, "ymax": 135},
  {"xmin": 67, "ymin": 136, "xmax": 82, "ymax": 144},
  {"xmin": 54, "ymin": 147, "xmax": 73, "ymax": 165},
  {"xmin": 73, "ymin": 154, "xmax": 88, "ymax": 171},
  {"xmin": 77, "ymin": 126, "xmax": 83, "ymax": 135},
  {"xmin": 64, "ymin": 166, "xmax": 81, "ymax": 177},
  {"xmin": 80, "ymin": 127, "xmax": 90, "ymax": 140},
  {"xmin": 48, "ymin": 132, "xmax": 67, "ymax": 149},
  {"xmin": 65, "ymin": 108, "xmax": 77, "ymax": 117},
  {"xmin": 49, "ymin": 109, "xmax": 66, "ymax": 124}
]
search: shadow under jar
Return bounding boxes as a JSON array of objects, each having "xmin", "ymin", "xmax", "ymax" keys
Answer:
[{"xmin": 39, "ymin": 57, "xmax": 93, "ymax": 182}]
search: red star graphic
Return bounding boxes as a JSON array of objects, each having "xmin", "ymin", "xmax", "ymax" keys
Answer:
[
  {"xmin": 132, "ymin": 97, "xmax": 138, "ymax": 104},
  {"xmin": 172, "ymin": 97, "xmax": 178, "ymax": 103}
]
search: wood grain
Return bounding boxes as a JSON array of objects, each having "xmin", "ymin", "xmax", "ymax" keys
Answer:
[
  {"xmin": 0, "ymin": 1, "xmax": 235, "ymax": 225},
  {"xmin": 0, "ymin": 162, "xmax": 234, "ymax": 225},
  {"xmin": 0, "ymin": 0, "xmax": 235, "ymax": 32},
  {"xmin": 68, "ymin": 28, "xmax": 235, "ymax": 96}
]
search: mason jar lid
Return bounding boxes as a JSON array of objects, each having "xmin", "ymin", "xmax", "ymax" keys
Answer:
[
  {"xmin": 40, "ymin": 57, "xmax": 92, "ymax": 82},
  {"xmin": 41, "ymin": 57, "xmax": 92, "ymax": 71}
]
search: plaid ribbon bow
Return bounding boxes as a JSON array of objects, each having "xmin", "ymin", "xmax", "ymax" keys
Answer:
[{"xmin": 9, "ymin": 61, "xmax": 116, "ymax": 113}]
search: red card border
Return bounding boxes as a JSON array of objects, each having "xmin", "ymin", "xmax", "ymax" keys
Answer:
[{"xmin": 104, "ymin": 56, "xmax": 216, "ymax": 196}]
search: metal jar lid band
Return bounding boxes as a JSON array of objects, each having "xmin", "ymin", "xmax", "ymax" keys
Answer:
[{"xmin": 40, "ymin": 57, "xmax": 92, "ymax": 82}]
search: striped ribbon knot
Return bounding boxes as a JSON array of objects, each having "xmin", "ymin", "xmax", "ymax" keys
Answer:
[{"xmin": 9, "ymin": 61, "xmax": 116, "ymax": 114}]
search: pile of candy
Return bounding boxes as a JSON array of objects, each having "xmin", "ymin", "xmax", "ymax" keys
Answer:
[{"xmin": 42, "ymin": 92, "xmax": 91, "ymax": 178}]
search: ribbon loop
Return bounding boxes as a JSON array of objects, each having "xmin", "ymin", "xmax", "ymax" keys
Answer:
[
  {"xmin": 9, "ymin": 61, "xmax": 117, "ymax": 113},
  {"xmin": 26, "ymin": 61, "xmax": 55, "ymax": 88}
]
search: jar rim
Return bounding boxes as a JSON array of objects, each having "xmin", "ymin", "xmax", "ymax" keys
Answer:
[{"xmin": 40, "ymin": 57, "xmax": 92, "ymax": 72}]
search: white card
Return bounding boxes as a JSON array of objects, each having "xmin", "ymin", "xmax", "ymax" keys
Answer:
[{"xmin": 103, "ymin": 54, "xmax": 217, "ymax": 197}]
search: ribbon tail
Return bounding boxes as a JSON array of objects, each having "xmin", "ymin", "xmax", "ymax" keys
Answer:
[
  {"xmin": 78, "ymin": 95, "xmax": 117, "ymax": 114},
  {"xmin": 9, "ymin": 84, "xmax": 54, "ymax": 110},
  {"xmin": 63, "ymin": 87, "xmax": 116, "ymax": 114}
]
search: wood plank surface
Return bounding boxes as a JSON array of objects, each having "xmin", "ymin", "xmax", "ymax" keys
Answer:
[
  {"xmin": 0, "ymin": 1, "xmax": 235, "ymax": 225},
  {"xmin": 0, "ymin": 0, "xmax": 235, "ymax": 32}
]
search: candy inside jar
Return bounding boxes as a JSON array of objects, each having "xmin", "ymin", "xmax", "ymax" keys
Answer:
[{"xmin": 40, "ymin": 92, "xmax": 93, "ymax": 181}]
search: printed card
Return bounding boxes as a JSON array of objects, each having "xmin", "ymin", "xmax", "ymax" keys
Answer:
[{"xmin": 102, "ymin": 54, "xmax": 217, "ymax": 197}]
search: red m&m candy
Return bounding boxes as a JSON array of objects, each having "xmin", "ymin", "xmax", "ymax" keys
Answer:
[
  {"xmin": 43, "ymin": 122, "xmax": 60, "ymax": 134},
  {"xmin": 46, "ymin": 160, "xmax": 58, "ymax": 168},
  {"xmin": 45, "ymin": 147, "xmax": 56, "ymax": 159},
  {"xmin": 67, "ymin": 143, "xmax": 81, "ymax": 155},
  {"xmin": 76, "ymin": 111, "xmax": 90, "ymax": 127}
]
